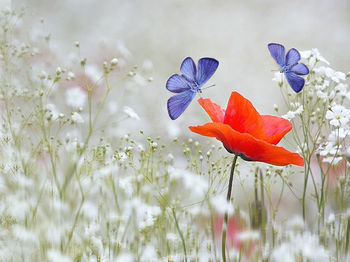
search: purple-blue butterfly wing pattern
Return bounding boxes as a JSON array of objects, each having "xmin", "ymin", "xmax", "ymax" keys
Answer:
[
  {"xmin": 285, "ymin": 71, "xmax": 305, "ymax": 93},
  {"xmin": 291, "ymin": 63, "xmax": 309, "ymax": 75},
  {"xmin": 196, "ymin": 58, "xmax": 219, "ymax": 86},
  {"xmin": 268, "ymin": 43, "xmax": 309, "ymax": 93},
  {"xmin": 166, "ymin": 74, "xmax": 191, "ymax": 93},
  {"xmin": 180, "ymin": 57, "xmax": 196, "ymax": 82},
  {"xmin": 268, "ymin": 43, "xmax": 286, "ymax": 68},
  {"xmin": 166, "ymin": 57, "xmax": 219, "ymax": 120},
  {"xmin": 167, "ymin": 89, "xmax": 196, "ymax": 120},
  {"xmin": 285, "ymin": 48, "xmax": 301, "ymax": 66}
]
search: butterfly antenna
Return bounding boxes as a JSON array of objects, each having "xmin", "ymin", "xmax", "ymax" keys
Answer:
[{"xmin": 201, "ymin": 84, "xmax": 216, "ymax": 90}]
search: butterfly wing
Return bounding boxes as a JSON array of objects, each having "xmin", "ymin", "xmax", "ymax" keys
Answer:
[
  {"xmin": 285, "ymin": 71, "xmax": 305, "ymax": 93},
  {"xmin": 180, "ymin": 57, "xmax": 196, "ymax": 81},
  {"xmin": 286, "ymin": 48, "xmax": 301, "ymax": 66},
  {"xmin": 196, "ymin": 58, "xmax": 219, "ymax": 86},
  {"xmin": 268, "ymin": 43, "xmax": 286, "ymax": 68},
  {"xmin": 290, "ymin": 63, "xmax": 309, "ymax": 75},
  {"xmin": 166, "ymin": 74, "xmax": 191, "ymax": 93},
  {"xmin": 167, "ymin": 89, "xmax": 196, "ymax": 120}
]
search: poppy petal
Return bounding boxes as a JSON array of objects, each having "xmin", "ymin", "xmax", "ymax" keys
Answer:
[
  {"xmin": 189, "ymin": 123, "xmax": 304, "ymax": 166},
  {"xmin": 198, "ymin": 98, "xmax": 225, "ymax": 122},
  {"xmin": 223, "ymin": 92, "xmax": 266, "ymax": 140},
  {"xmin": 261, "ymin": 115, "xmax": 292, "ymax": 145}
]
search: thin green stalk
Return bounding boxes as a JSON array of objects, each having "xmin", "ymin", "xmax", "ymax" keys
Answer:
[
  {"xmin": 61, "ymin": 88, "xmax": 110, "ymax": 196},
  {"xmin": 172, "ymin": 208, "xmax": 187, "ymax": 262},
  {"xmin": 209, "ymin": 203, "xmax": 218, "ymax": 262},
  {"xmin": 222, "ymin": 155, "xmax": 239, "ymax": 262},
  {"xmin": 345, "ymin": 216, "xmax": 350, "ymax": 254},
  {"xmin": 64, "ymin": 177, "xmax": 85, "ymax": 251},
  {"xmin": 260, "ymin": 170, "xmax": 266, "ymax": 243}
]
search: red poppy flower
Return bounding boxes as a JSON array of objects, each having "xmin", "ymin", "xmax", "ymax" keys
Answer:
[{"xmin": 189, "ymin": 92, "xmax": 304, "ymax": 166}]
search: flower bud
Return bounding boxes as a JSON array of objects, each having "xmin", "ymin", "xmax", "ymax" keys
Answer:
[{"xmin": 110, "ymin": 58, "xmax": 119, "ymax": 66}]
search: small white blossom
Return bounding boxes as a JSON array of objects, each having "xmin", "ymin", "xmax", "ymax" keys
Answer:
[
  {"xmin": 85, "ymin": 64, "xmax": 102, "ymax": 83},
  {"xmin": 65, "ymin": 87, "xmax": 87, "ymax": 108},
  {"xmin": 300, "ymin": 48, "xmax": 330, "ymax": 65},
  {"xmin": 314, "ymin": 66, "xmax": 346, "ymax": 83},
  {"xmin": 45, "ymin": 103, "xmax": 60, "ymax": 121},
  {"xmin": 272, "ymin": 72, "xmax": 283, "ymax": 85},
  {"xmin": 110, "ymin": 58, "xmax": 119, "ymax": 65},
  {"xmin": 123, "ymin": 106, "xmax": 140, "ymax": 120},
  {"xmin": 282, "ymin": 105, "xmax": 303, "ymax": 120},
  {"xmin": 271, "ymin": 232, "xmax": 330, "ymax": 262},
  {"xmin": 210, "ymin": 194, "xmax": 234, "ymax": 215},
  {"xmin": 66, "ymin": 71, "xmax": 75, "ymax": 80},
  {"xmin": 325, "ymin": 105, "xmax": 350, "ymax": 127},
  {"xmin": 71, "ymin": 112, "xmax": 84, "ymax": 123},
  {"xmin": 47, "ymin": 249, "xmax": 72, "ymax": 262}
]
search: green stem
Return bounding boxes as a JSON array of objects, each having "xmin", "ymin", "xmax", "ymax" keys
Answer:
[
  {"xmin": 260, "ymin": 170, "xmax": 266, "ymax": 243},
  {"xmin": 345, "ymin": 216, "xmax": 350, "ymax": 254},
  {"xmin": 222, "ymin": 155, "xmax": 239, "ymax": 262},
  {"xmin": 172, "ymin": 208, "xmax": 187, "ymax": 262}
]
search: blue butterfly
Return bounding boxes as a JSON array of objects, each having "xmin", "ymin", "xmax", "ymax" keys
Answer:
[
  {"xmin": 268, "ymin": 43, "xmax": 309, "ymax": 93},
  {"xmin": 166, "ymin": 57, "xmax": 219, "ymax": 120}
]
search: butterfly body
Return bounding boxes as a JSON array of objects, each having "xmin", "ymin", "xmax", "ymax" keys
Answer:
[
  {"xmin": 166, "ymin": 57, "xmax": 219, "ymax": 120},
  {"xmin": 268, "ymin": 43, "xmax": 309, "ymax": 93}
]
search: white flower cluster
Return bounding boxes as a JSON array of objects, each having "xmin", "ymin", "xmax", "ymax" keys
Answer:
[
  {"xmin": 271, "ymin": 231, "xmax": 330, "ymax": 262},
  {"xmin": 278, "ymin": 47, "xmax": 350, "ymax": 165},
  {"xmin": 282, "ymin": 102, "xmax": 304, "ymax": 120}
]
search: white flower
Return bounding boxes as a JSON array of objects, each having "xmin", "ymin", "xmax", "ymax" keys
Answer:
[
  {"xmin": 123, "ymin": 106, "xmax": 140, "ymax": 120},
  {"xmin": 110, "ymin": 58, "xmax": 119, "ymax": 66},
  {"xmin": 166, "ymin": 232, "xmax": 178, "ymax": 242},
  {"xmin": 117, "ymin": 151, "xmax": 128, "ymax": 161},
  {"xmin": 85, "ymin": 64, "xmax": 103, "ymax": 83},
  {"xmin": 282, "ymin": 105, "xmax": 303, "ymax": 120},
  {"xmin": 272, "ymin": 72, "xmax": 283, "ymax": 85},
  {"xmin": 327, "ymin": 213, "xmax": 335, "ymax": 224},
  {"xmin": 116, "ymin": 253, "xmax": 134, "ymax": 262},
  {"xmin": 65, "ymin": 87, "xmax": 87, "ymax": 108},
  {"xmin": 322, "ymin": 156, "xmax": 343, "ymax": 165},
  {"xmin": 271, "ymin": 232, "xmax": 330, "ymax": 262},
  {"xmin": 335, "ymin": 83, "xmax": 349, "ymax": 98},
  {"xmin": 45, "ymin": 103, "xmax": 60, "ymax": 121},
  {"xmin": 47, "ymin": 249, "xmax": 72, "ymax": 262},
  {"xmin": 286, "ymin": 216, "xmax": 305, "ymax": 231},
  {"xmin": 314, "ymin": 66, "xmax": 346, "ymax": 83},
  {"xmin": 168, "ymin": 166, "xmax": 208, "ymax": 200},
  {"xmin": 119, "ymin": 177, "xmax": 133, "ymax": 197},
  {"xmin": 319, "ymin": 142, "xmax": 340, "ymax": 157},
  {"xmin": 210, "ymin": 194, "xmax": 234, "ymax": 215},
  {"xmin": 325, "ymin": 105, "xmax": 350, "ymax": 127},
  {"xmin": 131, "ymin": 198, "xmax": 161, "ymax": 229},
  {"xmin": 66, "ymin": 71, "xmax": 75, "ymax": 80},
  {"xmin": 140, "ymin": 245, "xmax": 158, "ymax": 261},
  {"xmin": 327, "ymin": 128, "xmax": 348, "ymax": 143},
  {"xmin": 300, "ymin": 48, "xmax": 330, "ymax": 65},
  {"xmin": 71, "ymin": 112, "xmax": 84, "ymax": 123}
]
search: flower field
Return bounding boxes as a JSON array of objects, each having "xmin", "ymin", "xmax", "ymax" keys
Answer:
[{"xmin": 0, "ymin": 5, "xmax": 350, "ymax": 262}]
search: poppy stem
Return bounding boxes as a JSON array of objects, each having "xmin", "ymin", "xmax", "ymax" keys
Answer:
[{"xmin": 222, "ymin": 154, "xmax": 239, "ymax": 262}]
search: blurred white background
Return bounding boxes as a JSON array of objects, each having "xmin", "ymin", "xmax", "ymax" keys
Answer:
[{"xmin": 12, "ymin": 0, "xmax": 350, "ymax": 136}]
